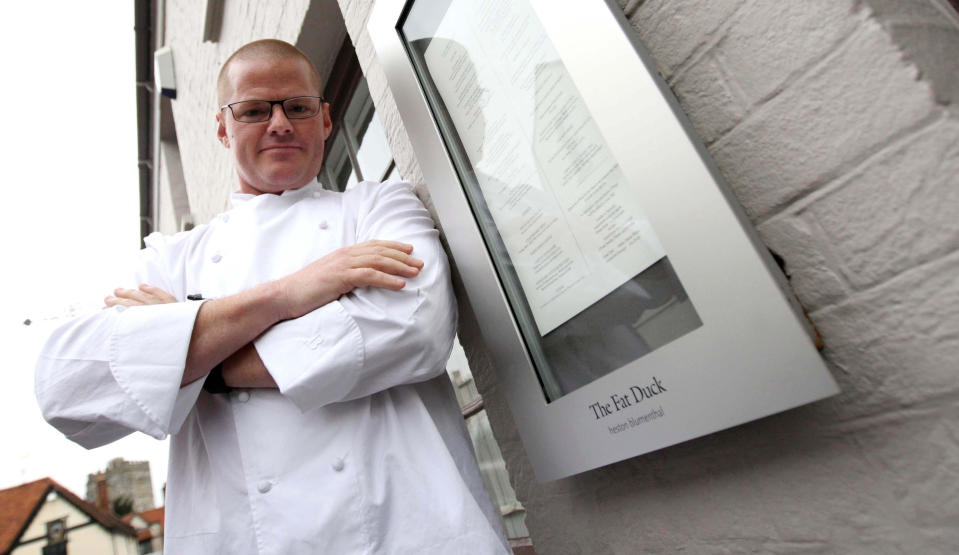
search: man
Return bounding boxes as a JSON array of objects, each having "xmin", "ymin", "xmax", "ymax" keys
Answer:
[{"xmin": 35, "ymin": 39, "xmax": 509, "ymax": 554}]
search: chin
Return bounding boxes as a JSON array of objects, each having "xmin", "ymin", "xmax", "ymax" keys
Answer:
[{"xmin": 262, "ymin": 168, "xmax": 311, "ymax": 189}]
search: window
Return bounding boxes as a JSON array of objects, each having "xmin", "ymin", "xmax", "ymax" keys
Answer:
[
  {"xmin": 43, "ymin": 518, "xmax": 67, "ymax": 554},
  {"xmin": 320, "ymin": 40, "xmax": 397, "ymax": 191}
]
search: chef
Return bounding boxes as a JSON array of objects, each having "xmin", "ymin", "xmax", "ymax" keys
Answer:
[{"xmin": 35, "ymin": 39, "xmax": 508, "ymax": 554}]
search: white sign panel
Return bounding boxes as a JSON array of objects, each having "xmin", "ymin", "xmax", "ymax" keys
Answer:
[
  {"xmin": 370, "ymin": 0, "xmax": 840, "ymax": 481},
  {"xmin": 424, "ymin": 0, "xmax": 665, "ymax": 334}
]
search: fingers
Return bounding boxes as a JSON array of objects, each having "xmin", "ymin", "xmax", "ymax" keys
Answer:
[
  {"xmin": 360, "ymin": 240, "xmax": 415, "ymax": 255},
  {"xmin": 352, "ymin": 254, "xmax": 421, "ymax": 278},
  {"xmin": 104, "ymin": 284, "xmax": 177, "ymax": 308},
  {"xmin": 348, "ymin": 242, "xmax": 423, "ymax": 269},
  {"xmin": 138, "ymin": 284, "xmax": 177, "ymax": 303},
  {"xmin": 103, "ymin": 296, "xmax": 142, "ymax": 308},
  {"xmin": 334, "ymin": 241, "xmax": 426, "ymax": 292},
  {"xmin": 345, "ymin": 268, "xmax": 407, "ymax": 291}
]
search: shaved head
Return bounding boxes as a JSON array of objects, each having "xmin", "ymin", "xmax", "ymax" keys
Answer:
[{"xmin": 217, "ymin": 39, "xmax": 322, "ymax": 105}]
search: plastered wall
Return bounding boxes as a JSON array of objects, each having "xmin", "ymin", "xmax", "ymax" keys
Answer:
[
  {"xmin": 337, "ymin": 0, "xmax": 959, "ymax": 552},
  {"xmin": 162, "ymin": 0, "xmax": 959, "ymax": 552}
]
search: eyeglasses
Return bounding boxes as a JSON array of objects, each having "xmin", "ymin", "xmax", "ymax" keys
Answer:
[{"xmin": 220, "ymin": 96, "xmax": 326, "ymax": 123}]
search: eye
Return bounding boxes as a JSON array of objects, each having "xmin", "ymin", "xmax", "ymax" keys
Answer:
[
  {"xmin": 231, "ymin": 101, "xmax": 271, "ymax": 121},
  {"xmin": 241, "ymin": 107, "xmax": 267, "ymax": 118},
  {"xmin": 284, "ymin": 98, "xmax": 318, "ymax": 117}
]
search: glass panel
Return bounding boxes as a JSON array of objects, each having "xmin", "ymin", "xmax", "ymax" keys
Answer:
[
  {"xmin": 401, "ymin": 0, "xmax": 702, "ymax": 402},
  {"xmin": 321, "ymin": 132, "xmax": 355, "ymax": 192},
  {"xmin": 386, "ymin": 163, "xmax": 401, "ymax": 182},
  {"xmin": 344, "ymin": 77, "xmax": 394, "ymax": 181}
]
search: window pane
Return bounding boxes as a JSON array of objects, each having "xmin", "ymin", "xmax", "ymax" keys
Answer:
[
  {"xmin": 343, "ymin": 76, "xmax": 393, "ymax": 181},
  {"xmin": 356, "ymin": 111, "xmax": 392, "ymax": 182},
  {"xmin": 386, "ymin": 164, "xmax": 401, "ymax": 182},
  {"xmin": 321, "ymin": 133, "xmax": 355, "ymax": 192}
]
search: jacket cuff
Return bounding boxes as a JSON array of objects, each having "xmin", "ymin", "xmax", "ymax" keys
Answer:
[
  {"xmin": 254, "ymin": 300, "xmax": 364, "ymax": 412},
  {"xmin": 109, "ymin": 301, "xmax": 206, "ymax": 436}
]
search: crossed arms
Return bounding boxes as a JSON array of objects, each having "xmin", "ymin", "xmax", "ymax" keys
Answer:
[
  {"xmin": 105, "ymin": 240, "xmax": 423, "ymax": 389},
  {"xmin": 36, "ymin": 182, "xmax": 457, "ymax": 448}
]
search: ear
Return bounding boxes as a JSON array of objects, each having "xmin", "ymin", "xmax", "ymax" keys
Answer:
[
  {"xmin": 321, "ymin": 102, "xmax": 333, "ymax": 141},
  {"xmin": 216, "ymin": 111, "xmax": 230, "ymax": 148}
]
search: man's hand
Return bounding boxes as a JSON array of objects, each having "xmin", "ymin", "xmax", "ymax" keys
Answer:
[
  {"xmin": 104, "ymin": 284, "xmax": 176, "ymax": 308},
  {"xmin": 274, "ymin": 240, "xmax": 423, "ymax": 320}
]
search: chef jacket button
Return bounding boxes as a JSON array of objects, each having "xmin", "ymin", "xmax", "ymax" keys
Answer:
[
  {"xmin": 332, "ymin": 458, "xmax": 345, "ymax": 472},
  {"xmin": 115, "ymin": 305, "xmax": 127, "ymax": 313},
  {"xmin": 257, "ymin": 481, "xmax": 272, "ymax": 494},
  {"xmin": 236, "ymin": 391, "xmax": 250, "ymax": 403},
  {"xmin": 318, "ymin": 220, "xmax": 328, "ymax": 230},
  {"xmin": 221, "ymin": 214, "xmax": 230, "ymax": 223},
  {"xmin": 211, "ymin": 254, "xmax": 223, "ymax": 263}
]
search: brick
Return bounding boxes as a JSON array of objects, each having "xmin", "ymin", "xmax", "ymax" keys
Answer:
[
  {"xmin": 756, "ymin": 211, "xmax": 849, "ymax": 311},
  {"xmin": 628, "ymin": 0, "xmax": 745, "ymax": 77},
  {"xmin": 672, "ymin": 52, "xmax": 746, "ymax": 143},
  {"xmin": 811, "ymin": 250, "xmax": 959, "ymax": 419},
  {"xmin": 617, "ymin": 0, "xmax": 644, "ymax": 19},
  {"xmin": 342, "ymin": 0, "xmax": 373, "ymax": 42},
  {"xmin": 715, "ymin": 0, "xmax": 860, "ymax": 105},
  {"xmin": 808, "ymin": 117, "xmax": 959, "ymax": 289},
  {"xmin": 711, "ymin": 19, "xmax": 937, "ymax": 221}
]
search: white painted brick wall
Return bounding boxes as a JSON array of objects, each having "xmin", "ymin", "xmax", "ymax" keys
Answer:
[
  {"xmin": 160, "ymin": 0, "xmax": 959, "ymax": 551},
  {"xmin": 159, "ymin": 0, "xmax": 311, "ymax": 229}
]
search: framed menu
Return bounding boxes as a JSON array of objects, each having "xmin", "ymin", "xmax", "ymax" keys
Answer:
[{"xmin": 370, "ymin": 0, "xmax": 839, "ymax": 480}]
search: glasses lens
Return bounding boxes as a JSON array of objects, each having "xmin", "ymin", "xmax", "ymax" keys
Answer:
[
  {"xmin": 231, "ymin": 101, "xmax": 272, "ymax": 123},
  {"xmin": 283, "ymin": 97, "xmax": 320, "ymax": 119}
]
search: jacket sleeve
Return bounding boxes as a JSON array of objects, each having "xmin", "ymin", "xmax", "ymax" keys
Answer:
[
  {"xmin": 34, "ymin": 232, "xmax": 207, "ymax": 449},
  {"xmin": 254, "ymin": 181, "xmax": 457, "ymax": 412}
]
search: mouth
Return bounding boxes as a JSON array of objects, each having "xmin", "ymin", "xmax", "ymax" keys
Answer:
[{"xmin": 260, "ymin": 144, "xmax": 302, "ymax": 153}]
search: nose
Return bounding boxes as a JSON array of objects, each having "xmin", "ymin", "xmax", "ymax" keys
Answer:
[{"xmin": 266, "ymin": 103, "xmax": 293, "ymax": 135}]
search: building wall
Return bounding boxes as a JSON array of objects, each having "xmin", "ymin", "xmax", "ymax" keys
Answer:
[
  {"xmin": 13, "ymin": 496, "xmax": 137, "ymax": 555},
  {"xmin": 335, "ymin": 0, "xmax": 959, "ymax": 552},
  {"xmin": 85, "ymin": 458, "xmax": 155, "ymax": 513},
  {"xmin": 160, "ymin": 0, "xmax": 313, "ymax": 228},
  {"xmin": 159, "ymin": 0, "xmax": 959, "ymax": 552}
]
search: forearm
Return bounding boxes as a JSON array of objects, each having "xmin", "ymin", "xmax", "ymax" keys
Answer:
[
  {"xmin": 182, "ymin": 281, "xmax": 288, "ymax": 386},
  {"xmin": 107, "ymin": 239, "xmax": 420, "ymax": 389},
  {"xmin": 221, "ymin": 343, "xmax": 277, "ymax": 389}
]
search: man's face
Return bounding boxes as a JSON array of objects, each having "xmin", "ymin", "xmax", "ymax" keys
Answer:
[{"xmin": 216, "ymin": 57, "xmax": 332, "ymax": 195}]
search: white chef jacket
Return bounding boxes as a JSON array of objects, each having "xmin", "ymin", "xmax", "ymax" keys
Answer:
[{"xmin": 35, "ymin": 180, "xmax": 509, "ymax": 554}]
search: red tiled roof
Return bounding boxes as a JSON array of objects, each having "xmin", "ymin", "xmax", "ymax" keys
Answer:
[
  {"xmin": 0, "ymin": 477, "xmax": 136, "ymax": 552},
  {"xmin": 0, "ymin": 479, "xmax": 48, "ymax": 552},
  {"xmin": 122, "ymin": 506, "xmax": 165, "ymax": 543},
  {"xmin": 138, "ymin": 506, "xmax": 165, "ymax": 526}
]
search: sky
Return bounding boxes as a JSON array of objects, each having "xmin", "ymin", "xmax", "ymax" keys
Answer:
[{"xmin": 0, "ymin": 4, "xmax": 169, "ymax": 505}]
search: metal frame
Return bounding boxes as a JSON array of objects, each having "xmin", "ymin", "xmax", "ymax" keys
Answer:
[{"xmin": 369, "ymin": 0, "xmax": 839, "ymax": 481}]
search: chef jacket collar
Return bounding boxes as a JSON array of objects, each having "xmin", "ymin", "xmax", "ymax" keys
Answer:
[{"xmin": 230, "ymin": 178, "xmax": 324, "ymax": 207}]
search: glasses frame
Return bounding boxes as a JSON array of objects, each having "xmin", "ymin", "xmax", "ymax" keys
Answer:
[{"xmin": 220, "ymin": 96, "xmax": 328, "ymax": 123}]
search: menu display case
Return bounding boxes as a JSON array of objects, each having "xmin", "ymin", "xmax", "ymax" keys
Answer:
[{"xmin": 370, "ymin": 0, "xmax": 838, "ymax": 480}]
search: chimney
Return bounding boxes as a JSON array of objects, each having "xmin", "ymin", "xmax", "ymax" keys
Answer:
[{"xmin": 95, "ymin": 472, "xmax": 110, "ymax": 512}]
